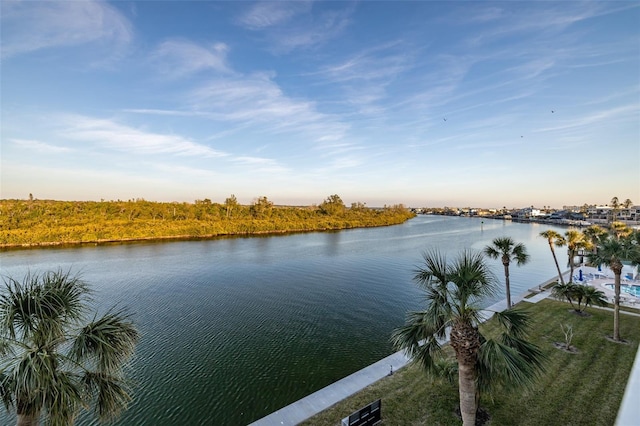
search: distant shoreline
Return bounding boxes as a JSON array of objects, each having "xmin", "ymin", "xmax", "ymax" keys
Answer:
[
  {"xmin": 0, "ymin": 222, "xmax": 403, "ymax": 251},
  {"xmin": 0, "ymin": 198, "xmax": 415, "ymax": 250}
]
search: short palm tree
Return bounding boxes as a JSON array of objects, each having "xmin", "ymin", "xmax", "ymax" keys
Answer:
[
  {"xmin": 0, "ymin": 270, "xmax": 139, "ymax": 425},
  {"xmin": 484, "ymin": 237, "xmax": 530, "ymax": 308},
  {"xmin": 551, "ymin": 283, "xmax": 607, "ymax": 314},
  {"xmin": 587, "ymin": 236, "xmax": 640, "ymax": 341},
  {"xmin": 551, "ymin": 282, "xmax": 579, "ymax": 310},
  {"xmin": 575, "ymin": 285, "xmax": 608, "ymax": 313},
  {"xmin": 539, "ymin": 230, "xmax": 566, "ymax": 285},
  {"xmin": 392, "ymin": 250, "xmax": 544, "ymax": 426}
]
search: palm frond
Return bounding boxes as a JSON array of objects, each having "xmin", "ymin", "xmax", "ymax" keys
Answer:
[
  {"xmin": 0, "ymin": 270, "xmax": 90, "ymax": 346},
  {"xmin": 71, "ymin": 309, "xmax": 139, "ymax": 374},
  {"xmin": 82, "ymin": 371, "xmax": 133, "ymax": 423},
  {"xmin": 42, "ymin": 370, "xmax": 84, "ymax": 426},
  {"xmin": 40, "ymin": 269, "xmax": 91, "ymax": 323},
  {"xmin": 492, "ymin": 309, "xmax": 534, "ymax": 340},
  {"xmin": 0, "ymin": 371, "xmax": 15, "ymax": 411},
  {"xmin": 477, "ymin": 338, "xmax": 545, "ymax": 394},
  {"xmin": 432, "ymin": 357, "xmax": 458, "ymax": 385},
  {"xmin": 512, "ymin": 243, "xmax": 530, "ymax": 265},
  {"xmin": 0, "ymin": 270, "xmax": 139, "ymax": 425},
  {"xmin": 499, "ymin": 334, "xmax": 546, "ymax": 371},
  {"xmin": 450, "ymin": 250, "xmax": 497, "ymax": 316},
  {"xmin": 414, "ymin": 249, "xmax": 449, "ymax": 290},
  {"xmin": 391, "ymin": 310, "xmax": 447, "ymax": 372}
]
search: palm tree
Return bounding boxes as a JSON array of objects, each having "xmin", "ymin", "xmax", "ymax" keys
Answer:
[
  {"xmin": 551, "ymin": 282, "xmax": 578, "ymax": 310},
  {"xmin": 0, "ymin": 270, "xmax": 139, "ymax": 425},
  {"xmin": 609, "ymin": 196, "xmax": 620, "ymax": 223},
  {"xmin": 622, "ymin": 198, "xmax": 633, "ymax": 209},
  {"xmin": 583, "ymin": 225, "xmax": 608, "ymax": 253},
  {"xmin": 552, "ymin": 283, "xmax": 607, "ymax": 314},
  {"xmin": 540, "ymin": 230, "xmax": 567, "ymax": 285},
  {"xmin": 392, "ymin": 250, "xmax": 544, "ymax": 426},
  {"xmin": 564, "ymin": 229, "xmax": 590, "ymax": 282},
  {"xmin": 484, "ymin": 237, "xmax": 530, "ymax": 308},
  {"xmin": 610, "ymin": 221, "xmax": 632, "ymax": 240},
  {"xmin": 575, "ymin": 286, "xmax": 608, "ymax": 314},
  {"xmin": 587, "ymin": 236, "xmax": 640, "ymax": 341}
]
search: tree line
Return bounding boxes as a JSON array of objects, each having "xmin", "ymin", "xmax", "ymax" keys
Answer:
[{"xmin": 0, "ymin": 195, "xmax": 415, "ymax": 247}]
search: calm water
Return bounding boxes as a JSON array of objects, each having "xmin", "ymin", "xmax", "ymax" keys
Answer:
[{"xmin": 0, "ymin": 216, "xmax": 567, "ymax": 425}]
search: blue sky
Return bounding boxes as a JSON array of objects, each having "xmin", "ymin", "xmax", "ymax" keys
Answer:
[{"xmin": 1, "ymin": 1, "xmax": 638, "ymax": 208}]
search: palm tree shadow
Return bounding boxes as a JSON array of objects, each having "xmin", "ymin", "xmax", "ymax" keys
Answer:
[{"xmin": 604, "ymin": 335, "xmax": 630, "ymax": 345}]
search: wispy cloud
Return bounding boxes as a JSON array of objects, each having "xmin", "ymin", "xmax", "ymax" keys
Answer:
[
  {"xmin": 150, "ymin": 40, "xmax": 231, "ymax": 78},
  {"xmin": 122, "ymin": 109, "xmax": 208, "ymax": 117},
  {"xmin": 237, "ymin": 1, "xmax": 312, "ymax": 30},
  {"xmin": 536, "ymin": 104, "xmax": 639, "ymax": 132},
  {"xmin": 313, "ymin": 41, "xmax": 412, "ymax": 84},
  {"xmin": 231, "ymin": 156, "xmax": 289, "ymax": 173},
  {"xmin": 189, "ymin": 73, "xmax": 350, "ymax": 143},
  {"xmin": 505, "ymin": 59, "xmax": 556, "ymax": 80},
  {"xmin": 237, "ymin": 1, "xmax": 352, "ymax": 53},
  {"xmin": 307, "ymin": 41, "xmax": 414, "ymax": 116},
  {"xmin": 58, "ymin": 115, "xmax": 228, "ymax": 158},
  {"xmin": 273, "ymin": 11, "xmax": 351, "ymax": 52},
  {"xmin": 468, "ymin": 7, "xmax": 505, "ymax": 23},
  {"xmin": 10, "ymin": 139, "xmax": 73, "ymax": 153},
  {"xmin": 1, "ymin": 0, "xmax": 132, "ymax": 58},
  {"xmin": 463, "ymin": 2, "xmax": 638, "ymax": 48}
]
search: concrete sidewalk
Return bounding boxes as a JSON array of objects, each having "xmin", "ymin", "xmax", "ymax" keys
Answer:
[{"xmin": 249, "ymin": 350, "xmax": 411, "ymax": 426}]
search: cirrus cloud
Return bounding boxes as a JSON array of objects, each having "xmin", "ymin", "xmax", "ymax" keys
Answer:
[{"xmin": 1, "ymin": 0, "xmax": 132, "ymax": 58}]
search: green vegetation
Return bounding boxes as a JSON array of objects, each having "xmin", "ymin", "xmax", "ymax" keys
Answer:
[
  {"xmin": 588, "ymin": 232, "xmax": 640, "ymax": 341},
  {"xmin": 0, "ymin": 270, "xmax": 139, "ymax": 425},
  {"xmin": 0, "ymin": 195, "xmax": 414, "ymax": 248},
  {"xmin": 301, "ymin": 299, "xmax": 640, "ymax": 425},
  {"xmin": 391, "ymin": 250, "xmax": 544, "ymax": 426},
  {"xmin": 541, "ymin": 221, "xmax": 640, "ymax": 342},
  {"xmin": 551, "ymin": 282, "xmax": 608, "ymax": 313}
]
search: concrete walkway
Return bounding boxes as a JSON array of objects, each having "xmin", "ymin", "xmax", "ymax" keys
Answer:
[
  {"xmin": 249, "ymin": 350, "xmax": 411, "ymax": 426},
  {"xmin": 250, "ymin": 271, "xmax": 640, "ymax": 426}
]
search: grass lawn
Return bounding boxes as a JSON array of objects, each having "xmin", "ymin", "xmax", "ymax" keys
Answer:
[{"xmin": 300, "ymin": 299, "xmax": 640, "ymax": 425}]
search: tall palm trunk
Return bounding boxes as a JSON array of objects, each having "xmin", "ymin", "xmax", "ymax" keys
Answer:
[
  {"xmin": 450, "ymin": 321, "xmax": 481, "ymax": 426},
  {"xmin": 568, "ymin": 250, "xmax": 576, "ymax": 282},
  {"xmin": 549, "ymin": 244, "xmax": 565, "ymax": 285},
  {"xmin": 612, "ymin": 267, "xmax": 622, "ymax": 341},
  {"xmin": 502, "ymin": 256, "xmax": 511, "ymax": 307},
  {"xmin": 458, "ymin": 361, "xmax": 477, "ymax": 426}
]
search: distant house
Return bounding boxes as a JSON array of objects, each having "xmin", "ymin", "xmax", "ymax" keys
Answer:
[
  {"xmin": 515, "ymin": 207, "xmax": 543, "ymax": 220},
  {"xmin": 586, "ymin": 205, "xmax": 639, "ymax": 224}
]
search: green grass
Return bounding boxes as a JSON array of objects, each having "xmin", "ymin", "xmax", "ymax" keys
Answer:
[{"xmin": 301, "ymin": 299, "xmax": 640, "ymax": 425}]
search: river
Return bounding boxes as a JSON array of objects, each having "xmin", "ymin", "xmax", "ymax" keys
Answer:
[{"xmin": 0, "ymin": 215, "xmax": 568, "ymax": 425}]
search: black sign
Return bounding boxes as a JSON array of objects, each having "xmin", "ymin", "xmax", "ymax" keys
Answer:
[{"xmin": 341, "ymin": 399, "xmax": 381, "ymax": 426}]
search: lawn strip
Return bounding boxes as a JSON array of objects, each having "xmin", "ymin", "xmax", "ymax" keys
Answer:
[{"xmin": 302, "ymin": 299, "xmax": 639, "ymax": 426}]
